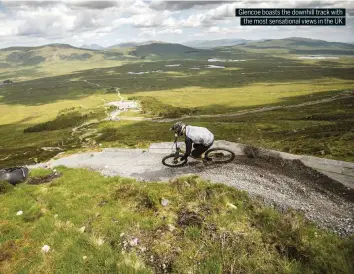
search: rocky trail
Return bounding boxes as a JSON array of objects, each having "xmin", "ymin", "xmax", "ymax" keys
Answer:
[{"xmin": 31, "ymin": 141, "xmax": 354, "ymax": 236}]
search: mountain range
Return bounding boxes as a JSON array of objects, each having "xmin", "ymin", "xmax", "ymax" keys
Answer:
[
  {"xmin": 1, "ymin": 37, "xmax": 353, "ymax": 81},
  {"xmin": 77, "ymin": 37, "xmax": 354, "ymax": 51}
]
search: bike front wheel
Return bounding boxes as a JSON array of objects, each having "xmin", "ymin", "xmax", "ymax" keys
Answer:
[
  {"xmin": 162, "ymin": 154, "xmax": 188, "ymax": 167},
  {"xmin": 205, "ymin": 148, "xmax": 235, "ymax": 164}
]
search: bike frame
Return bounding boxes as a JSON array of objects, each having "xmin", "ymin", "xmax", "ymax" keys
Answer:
[
  {"xmin": 172, "ymin": 135, "xmax": 207, "ymax": 161},
  {"xmin": 172, "ymin": 135, "xmax": 182, "ymax": 157}
]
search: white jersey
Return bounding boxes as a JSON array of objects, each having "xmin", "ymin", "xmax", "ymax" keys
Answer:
[{"xmin": 185, "ymin": 125, "xmax": 214, "ymax": 146}]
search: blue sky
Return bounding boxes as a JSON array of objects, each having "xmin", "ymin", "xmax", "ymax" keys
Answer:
[{"xmin": 0, "ymin": 0, "xmax": 353, "ymax": 48}]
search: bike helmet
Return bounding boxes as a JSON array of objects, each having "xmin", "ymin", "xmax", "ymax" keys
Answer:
[{"xmin": 170, "ymin": 121, "xmax": 186, "ymax": 136}]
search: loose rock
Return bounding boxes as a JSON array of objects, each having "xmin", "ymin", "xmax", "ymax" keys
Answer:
[
  {"xmin": 129, "ymin": 237, "xmax": 139, "ymax": 247},
  {"xmin": 41, "ymin": 245, "xmax": 50, "ymax": 253},
  {"xmin": 161, "ymin": 198, "xmax": 169, "ymax": 207}
]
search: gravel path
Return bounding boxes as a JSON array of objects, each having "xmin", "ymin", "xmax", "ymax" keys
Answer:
[{"xmin": 31, "ymin": 146, "xmax": 354, "ymax": 236}]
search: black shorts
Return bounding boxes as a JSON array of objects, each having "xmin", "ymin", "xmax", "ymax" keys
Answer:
[{"xmin": 192, "ymin": 142, "xmax": 213, "ymax": 157}]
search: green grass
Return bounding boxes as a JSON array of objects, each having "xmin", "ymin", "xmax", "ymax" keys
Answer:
[
  {"xmin": 0, "ymin": 168, "xmax": 353, "ymax": 273},
  {"xmin": 28, "ymin": 168, "xmax": 53, "ymax": 178},
  {"xmin": 0, "ymin": 104, "xmax": 109, "ymax": 168},
  {"xmin": 128, "ymin": 96, "xmax": 197, "ymax": 118},
  {"xmin": 0, "ymin": 180, "xmax": 14, "ymax": 194},
  {"xmin": 96, "ymin": 120, "xmax": 172, "ymax": 148},
  {"xmin": 129, "ymin": 82, "xmax": 353, "ymax": 116},
  {"xmin": 24, "ymin": 109, "xmax": 105, "ymax": 133}
]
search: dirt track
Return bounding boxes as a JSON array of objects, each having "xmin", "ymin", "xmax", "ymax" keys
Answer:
[{"xmin": 30, "ymin": 144, "xmax": 354, "ymax": 236}]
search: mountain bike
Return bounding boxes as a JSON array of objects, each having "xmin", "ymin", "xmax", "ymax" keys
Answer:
[{"xmin": 162, "ymin": 137, "xmax": 235, "ymax": 167}]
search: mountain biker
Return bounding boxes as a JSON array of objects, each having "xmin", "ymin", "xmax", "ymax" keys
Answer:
[{"xmin": 170, "ymin": 122, "xmax": 214, "ymax": 161}]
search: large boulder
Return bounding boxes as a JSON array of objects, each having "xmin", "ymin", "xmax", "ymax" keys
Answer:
[{"xmin": 0, "ymin": 167, "xmax": 29, "ymax": 185}]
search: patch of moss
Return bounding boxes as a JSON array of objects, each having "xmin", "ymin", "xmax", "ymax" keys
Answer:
[{"xmin": 0, "ymin": 181, "xmax": 13, "ymax": 194}]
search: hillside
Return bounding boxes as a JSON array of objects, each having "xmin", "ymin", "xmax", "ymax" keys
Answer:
[
  {"xmin": 80, "ymin": 44, "xmax": 105, "ymax": 51},
  {"xmin": 0, "ymin": 169, "xmax": 353, "ymax": 273},
  {"xmin": 0, "ymin": 42, "xmax": 216, "ymax": 80},
  {"xmin": 3, "ymin": 37, "xmax": 353, "ymax": 82},
  {"xmin": 240, "ymin": 37, "xmax": 354, "ymax": 55},
  {"xmin": 129, "ymin": 43, "xmax": 210, "ymax": 59},
  {"xmin": 183, "ymin": 38, "xmax": 251, "ymax": 49},
  {"xmin": 107, "ymin": 41, "xmax": 164, "ymax": 49},
  {"xmin": 0, "ymin": 44, "xmax": 130, "ymax": 81}
]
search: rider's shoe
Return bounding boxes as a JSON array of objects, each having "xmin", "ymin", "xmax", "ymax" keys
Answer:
[
  {"xmin": 204, "ymin": 156, "xmax": 212, "ymax": 162},
  {"xmin": 191, "ymin": 154, "xmax": 212, "ymax": 161}
]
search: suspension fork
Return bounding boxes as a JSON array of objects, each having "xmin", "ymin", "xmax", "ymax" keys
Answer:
[{"xmin": 173, "ymin": 136, "xmax": 181, "ymax": 160}]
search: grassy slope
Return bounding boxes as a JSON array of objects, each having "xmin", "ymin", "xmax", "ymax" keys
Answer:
[
  {"xmin": 95, "ymin": 95, "xmax": 354, "ymax": 162},
  {"xmin": 0, "ymin": 93, "xmax": 118, "ymax": 168},
  {"xmin": 238, "ymin": 37, "xmax": 354, "ymax": 55},
  {"xmin": 0, "ymin": 168, "xmax": 353, "ymax": 273},
  {"xmin": 129, "ymin": 43, "xmax": 211, "ymax": 60},
  {"xmin": 129, "ymin": 81, "xmax": 352, "ymax": 115}
]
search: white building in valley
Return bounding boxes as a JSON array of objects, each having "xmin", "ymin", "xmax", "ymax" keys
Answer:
[{"xmin": 105, "ymin": 100, "xmax": 138, "ymax": 111}]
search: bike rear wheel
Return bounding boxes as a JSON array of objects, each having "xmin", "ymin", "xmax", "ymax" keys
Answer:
[
  {"xmin": 205, "ymin": 148, "xmax": 235, "ymax": 164},
  {"xmin": 162, "ymin": 154, "xmax": 188, "ymax": 167}
]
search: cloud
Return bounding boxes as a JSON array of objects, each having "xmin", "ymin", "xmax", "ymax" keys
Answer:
[
  {"xmin": 0, "ymin": 0, "xmax": 153, "ymax": 39},
  {"xmin": 149, "ymin": 0, "xmax": 227, "ymax": 11},
  {"xmin": 131, "ymin": 13, "xmax": 165, "ymax": 27},
  {"xmin": 0, "ymin": 0, "xmax": 353, "ymax": 48},
  {"xmin": 172, "ymin": 0, "xmax": 354, "ymax": 29},
  {"xmin": 207, "ymin": 26, "xmax": 238, "ymax": 34},
  {"xmin": 173, "ymin": 3, "xmax": 238, "ymax": 28},
  {"xmin": 2, "ymin": 1, "xmax": 121, "ymax": 10},
  {"xmin": 66, "ymin": 1, "xmax": 120, "ymax": 10}
]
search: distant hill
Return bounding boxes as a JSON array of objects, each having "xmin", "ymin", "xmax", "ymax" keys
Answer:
[
  {"xmin": 0, "ymin": 44, "xmax": 132, "ymax": 81},
  {"xmin": 183, "ymin": 39, "xmax": 251, "ymax": 49},
  {"xmin": 80, "ymin": 44, "xmax": 105, "ymax": 51},
  {"xmin": 107, "ymin": 41, "xmax": 165, "ymax": 49},
  {"xmin": 0, "ymin": 44, "xmax": 97, "ymax": 65},
  {"xmin": 240, "ymin": 37, "xmax": 354, "ymax": 55},
  {"xmin": 2, "ymin": 37, "xmax": 353, "ymax": 82},
  {"xmin": 128, "ymin": 42, "xmax": 209, "ymax": 59},
  {"xmin": 1, "ymin": 43, "xmax": 77, "ymax": 52}
]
